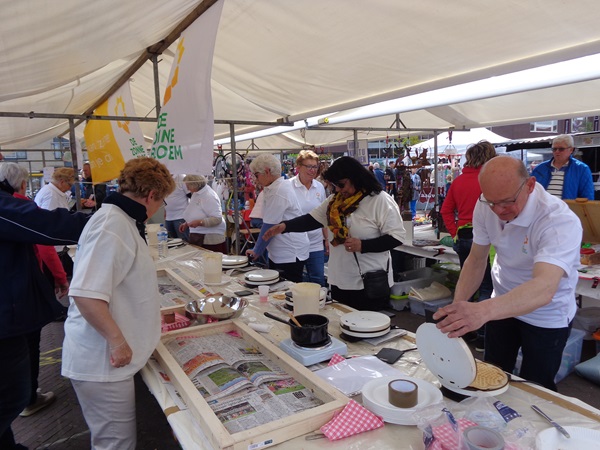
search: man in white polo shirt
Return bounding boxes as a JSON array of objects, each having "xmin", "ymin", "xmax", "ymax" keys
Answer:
[{"xmin": 434, "ymin": 156, "xmax": 582, "ymax": 391}]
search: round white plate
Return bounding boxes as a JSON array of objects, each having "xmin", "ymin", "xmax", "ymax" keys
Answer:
[
  {"xmin": 167, "ymin": 238, "xmax": 183, "ymax": 247},
  {"xmin": 222, "ymin": 262, "xmax": 248, "ymax": 269},
  {"xmin": 245, "ymin": 269, "xmax": 279, "ymax": 282},
  {"xmin": 203, "ymin": 275, "xmax": 232, "ymax": 286},
  {"xmin": 416, "ymin": 323, "xmax": 476, "ymax": 390},
  {"xmin": 222, "ymin": 255, "xmax": 248, "ymax": 265},
  {"xmin": 362, "ymin": 376, "xmax": 443, "ymax": 425},
  {"xmin": 340, "ymin": 311, "xmax": 391, "ymax": 333},
  {"xmin": 341, "ymin": 326, "xmax": 391, "ymax": 339},
  {"xmin": 244, "ymin": 278, "xmax": 280, "ymax": 286},
  {"xmin": 536, "ymin": 426, "xmax": 600, "ymax": 449}
]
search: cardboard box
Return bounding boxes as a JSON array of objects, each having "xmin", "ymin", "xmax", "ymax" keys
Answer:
[{"xmin": 154, "ymin": 320, "xmax": 348, "ymax": 450}]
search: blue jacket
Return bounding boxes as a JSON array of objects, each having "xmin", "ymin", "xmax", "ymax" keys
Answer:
[
  {"xmin": 532, "ymin": 156, "xmax": 594, "ymax": 200},
  {"xmin": 0, "ymin": 190, "xmax": 89, "ymax": 339}
]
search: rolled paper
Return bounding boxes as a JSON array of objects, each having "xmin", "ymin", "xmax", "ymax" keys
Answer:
[{"xmin": 388, "ymin": 379, "xmax": 418, "ymax": 408}]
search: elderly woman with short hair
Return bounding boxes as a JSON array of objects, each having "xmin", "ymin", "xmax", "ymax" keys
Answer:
[
  {"xmin": 62, "ymin": 157, "xmax": 175, "ymax": 450},
  {"xmin": 34, "ymin": 167, "xmax": 75, "ymax": 210},
  {"xmin": 247, "ymin": 154, "xmax": 309, "ymax": 282},
  {"xmin": 179, "ymin": 174, "xmax": 226, "ymax": 252}
]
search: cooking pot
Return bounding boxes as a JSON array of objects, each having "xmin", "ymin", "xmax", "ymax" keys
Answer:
[{"xmin": 264, "ymin": 312, "xmax": 329, "ymax": 346}]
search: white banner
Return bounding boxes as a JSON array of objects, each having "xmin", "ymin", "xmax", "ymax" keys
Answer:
[{"xmin": 150, "ymin": 0, "xmax": 223, "ymax": 176}]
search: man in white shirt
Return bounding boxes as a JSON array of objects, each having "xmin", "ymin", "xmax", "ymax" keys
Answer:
[{"xmin": 434, "ymin": 156, "xmax": 582, "ymax": 391}]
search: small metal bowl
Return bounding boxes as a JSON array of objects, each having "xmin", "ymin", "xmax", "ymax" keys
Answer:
[{"xmin": 185, "ymin": 296, "xmax": 248, "ymax": 324}]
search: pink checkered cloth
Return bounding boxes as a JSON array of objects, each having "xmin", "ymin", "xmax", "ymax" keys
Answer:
[
  {"xmin": 429, "ymin": 418, "xmax": 519, "ymax": 450},
  {"xmin": 320, "ymin": 399, "xmax": 384, "ymax": 441},
  {"xmin": 328, "ymin": 353, "xmax": 346, "ymax": 366}
]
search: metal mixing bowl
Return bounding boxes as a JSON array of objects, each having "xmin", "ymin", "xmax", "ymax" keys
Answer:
[{"xmin": 185, "ymin": 296, "xmax": 248, "ymax": 324}]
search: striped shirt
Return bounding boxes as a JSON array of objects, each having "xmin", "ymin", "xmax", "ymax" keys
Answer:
[{"xmin": 547, "ymin": 161, "xmax": 568, "ymax": 198}]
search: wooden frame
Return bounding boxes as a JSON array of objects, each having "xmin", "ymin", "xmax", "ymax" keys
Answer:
[
  {"xmin": 154, "ymin": 320, "xmax": 349, "ymax": 450},
  {"xmin": 157, "ymin": 268, "xmax": 204, "ymax": 313}
]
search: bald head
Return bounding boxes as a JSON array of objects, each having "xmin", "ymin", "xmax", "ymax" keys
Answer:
[{"xmin": 478, "ymin": 156, "xmax": 532, "ymax": 221}]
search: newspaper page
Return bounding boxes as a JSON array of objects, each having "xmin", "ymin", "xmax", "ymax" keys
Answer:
[
  {"xmin": 157, "ymin": 275, "xmax": 196, "ymax": 308},
  {"xmin": 163, "ymin": 331, "xmax": 325, "ymax": 432},
  {"xmin": 163, "ymin": 331, "xmax": 289, "ymax": 400}
]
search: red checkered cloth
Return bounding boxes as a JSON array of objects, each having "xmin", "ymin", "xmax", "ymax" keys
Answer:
[
  {"xmin": 428, "ymin": 419, "xmax": 519, "ymax": 450},
  {"xmin": 320, "ymin": 399, "xmax": 384, "ymax": 441},
  {"xmin": 161, "ymin": 313, "xmax": 192, "ymax": 333},
  {"xmin": 328, "ymin": 353, "xmax": 346, "ymax": 366}
]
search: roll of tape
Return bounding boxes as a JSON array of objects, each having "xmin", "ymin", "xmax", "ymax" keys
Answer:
[
  {"xmin": 388, "ymin": 379, "xmax": 418, "ymax": 408},
  {"xmin": 462, "ymin": 426, "xmax": 505, "ymax": 450}
]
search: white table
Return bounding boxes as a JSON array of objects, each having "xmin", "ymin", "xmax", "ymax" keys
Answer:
[{"xmin": 142, "ymin": 247, "xmax": 600, "ymax": 449}]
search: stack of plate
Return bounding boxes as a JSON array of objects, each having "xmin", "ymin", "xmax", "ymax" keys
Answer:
[
  {"xmin": 284, "ymin": 288, "xmax": 327, "ymax": 309},
  {"xmin": 339, "ymin": 311, "xmax": 391, "ymax": 339},
  {"xmin": 361, "ymin": 376, "xmax": 443, "ymax": 425},
  {"xmin": 167, "ymin": 238, "xmax": 184, "ymax": 248},
  {"xmin": 244, "ymin": 269, "xmax": 280, "ymax": 286},
  {"xmin": 222, "ymin": 255, "xmax": 248, "ymax": 269}
]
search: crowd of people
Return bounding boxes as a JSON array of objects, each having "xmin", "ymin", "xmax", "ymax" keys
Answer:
[{"xmin": 0, "ymin": 132, "xmax": 596, "ymax": 448}]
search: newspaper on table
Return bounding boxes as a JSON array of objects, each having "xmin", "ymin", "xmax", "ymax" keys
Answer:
[
  {"xmin": 157, "ymin": 275, "xmax": 197, "ymax": 308},
  {"xmin": 163, "ymin": 330, "xmax": 324, "ymax": 433}
]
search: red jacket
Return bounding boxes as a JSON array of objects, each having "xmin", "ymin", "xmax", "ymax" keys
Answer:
[
  {"xmin": 440, "ymin": 166, "xmax": 482, "ymax": 238},
  {"xmin": 14, "ymin": 193, "xmax": 67, "ymax": 286}
]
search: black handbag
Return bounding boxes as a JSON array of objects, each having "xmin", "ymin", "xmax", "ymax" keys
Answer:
[{"xmin": 354, "ymin": 253, "xmax": 391, "ymax": 303}]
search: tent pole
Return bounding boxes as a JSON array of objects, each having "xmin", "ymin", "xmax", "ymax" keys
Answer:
[
  {"xmin": 433, "ymin": 131, "xmax": 439, "ymax": 239},
  {"xmin": 68, "ymin": 118, "xmax": 82, "ymax": 211},
  {"xmin": 152, "ymin": 54, "xmax": 161, "ymax": 117},
  {"xmin": 230, "ymin": 123, "xmax": 240, "ymax": 255}
]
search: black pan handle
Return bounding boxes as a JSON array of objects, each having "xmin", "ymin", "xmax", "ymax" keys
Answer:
[{"xmin": 263, "ymin": 312, "xmax": 292, "ymax": 327}]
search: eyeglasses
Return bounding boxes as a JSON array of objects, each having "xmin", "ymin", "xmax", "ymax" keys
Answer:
[
  {"xmin": 478, "ymin": 179, "xmax": 527, "ymax": 209},
  {"xmin": 253, "ymin": 172, "xmax": 262, "ymax": 178},
  {"xmin": 332, "ymin": 180, "xmax": 347, "ymax": 189},
  {"xmin": 163, "ymin": 199, "xmax": 168, "ymax": 206},
  {"xmin": 301, "ymin": 164, "xmax": 319, "ymax": 171},
  {"xmin": 551, "ymin": 147, "xmax": 572, "ymax": 152}
]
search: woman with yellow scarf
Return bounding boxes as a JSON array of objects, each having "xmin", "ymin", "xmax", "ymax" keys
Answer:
[{"xmin": 264, "ymin": 157, "xmax": 406, "ymax": 311}]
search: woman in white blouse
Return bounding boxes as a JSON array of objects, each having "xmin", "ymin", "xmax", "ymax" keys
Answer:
[{"xmin": 179, "ymin": 174, "xmax": 226, "ymax": 252}]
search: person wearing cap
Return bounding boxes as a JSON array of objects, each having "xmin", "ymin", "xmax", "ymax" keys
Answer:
[
  {"xmin": 0, "ymin": 162, "xmax": 89, "ymax": 450},
  {"xmin": 179, "ymin": 174, "xmax": 226, "ymax": 253},
  {"xmin": 531, "ymin": 134, "xmax": 594, "ymax": 200},
  {"xmin": 434, "ymin": 156, "xmax": 582, "ymax": 391}
]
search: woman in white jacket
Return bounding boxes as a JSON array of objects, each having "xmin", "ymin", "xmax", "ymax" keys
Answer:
[{"xmin": 179, "ymin": 174, "xmax": 226, "ymax": 252}]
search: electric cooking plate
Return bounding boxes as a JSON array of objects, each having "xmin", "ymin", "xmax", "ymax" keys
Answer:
[
  {"xmin": 415, "ymin": 323, "xmax": 508, "ymax": 397},
  {"xmin": 222, "ymin": 255, "xmax": 248, "ymax": 266},
  {"xmin": 340, "ymin": 311, "xmax": 391, "ymax": 334},
  {"xmin": 245, "ymin": 269, "xmax": 279, "ymax": 283}
]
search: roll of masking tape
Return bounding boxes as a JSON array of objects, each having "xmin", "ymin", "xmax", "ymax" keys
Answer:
[
  {"xmin": 388, "ymin": 379, "xmax": 418, "ymax": 408},
  {"xmin": 462, "ymin": 426, "xmax": 505, "ymax": 450}
]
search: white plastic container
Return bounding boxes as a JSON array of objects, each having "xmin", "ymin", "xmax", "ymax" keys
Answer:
[{"xmin": 573, "ymin": 307, "xmax": 600, "ymax": 340}]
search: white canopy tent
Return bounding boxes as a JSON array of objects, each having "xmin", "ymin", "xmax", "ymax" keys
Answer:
[
  {"xmin": 413, "ymin": 128, "xmax": 510, "ymax": 156},
  {"xmin": 1, "ymin": 0, "xmax": 600, "ymax": 152}
]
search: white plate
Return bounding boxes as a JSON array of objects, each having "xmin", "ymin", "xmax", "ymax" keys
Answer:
[
  {"xmin": 167, "ymin": 238, "xmax": 184, "ymax": 248},
  {"xmin": 362, "ymin": 375, "xmax": 443, "ymax": 425},
  {"xmin": 342, "ymin": 326, "xmax": 391, "ymax": 338},
  {"xmin": 536, "ymin": 426, "xmax": 600, "ymax": 449},
  {"xmin": 203, "ymin": 275, "xmax": 232, "ymax": 286},
  {"xmin": 244, "ymin": 278, "xmax": 280, "ymax": 286},
  {"xmin": 222, "ymin": 262, "xmax": 248, "ymax": 269},
  {"xmin": 245, "ymin": 269, "xmax": 280, "ymax": 282},
  {"xmin": 222, "ymin": 255, "xmax": 248, "ymax": 265},
  {"xmin": 340, "ymin": 311, "xmax": 391, "ymax": 333}
]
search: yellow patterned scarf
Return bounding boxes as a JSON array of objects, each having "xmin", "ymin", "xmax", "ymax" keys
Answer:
[{"xmin": 327, "ymin": 191, "xmax": 366, "ymax": 246}]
